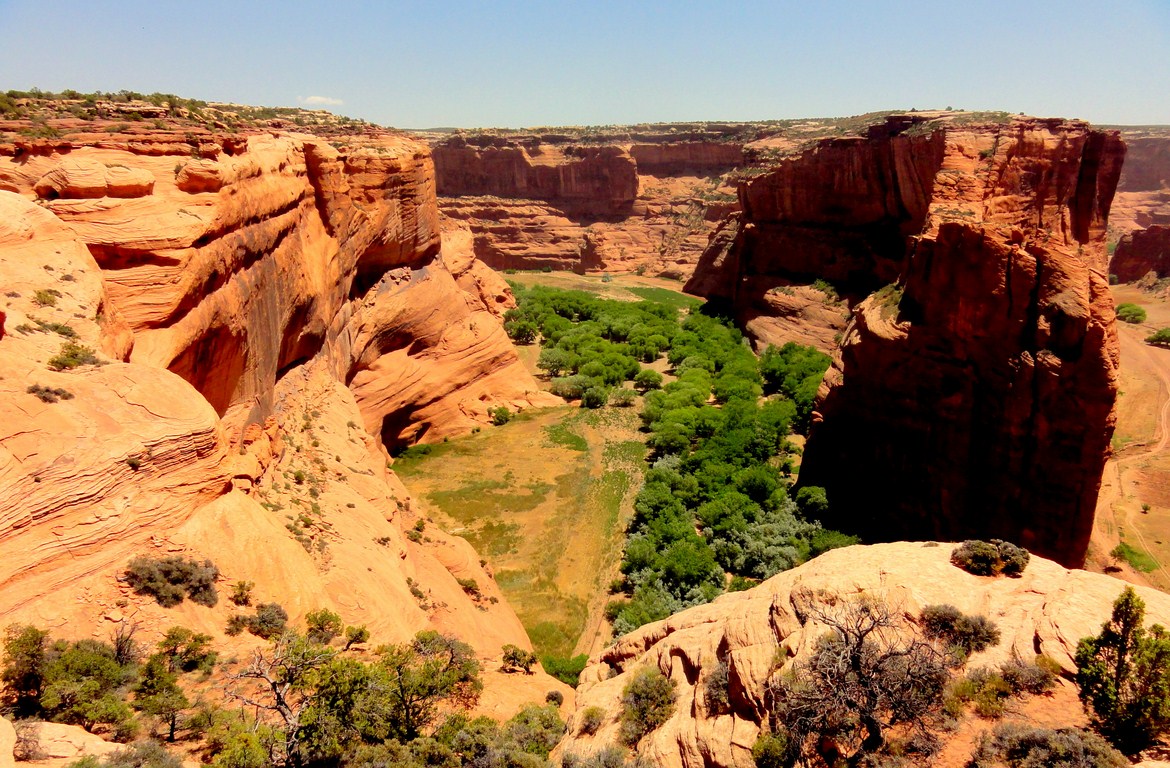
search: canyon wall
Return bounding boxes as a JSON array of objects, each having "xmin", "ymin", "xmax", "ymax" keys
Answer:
[
  {"xmin": 1112, "ymin": 224, "xmax": 1170, "ymax": 282},
  {"xmin": 430, "ymin": 132, "xmax": 744, "ymax": 278},
  {"xmin": 0, "ymin": 127, "xmax": 565, "ymax": 711},
  {"xmin": 686, "ymin": 115, "xmax": 1124, "ymax": 567}
]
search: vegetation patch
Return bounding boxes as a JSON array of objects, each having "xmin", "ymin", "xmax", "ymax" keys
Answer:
[
  {"xmin": 47, "ymin": 341, "xmax": 101, "ymax": 370},
  {"xmin": 124, "ymin": 556, "xmax": 218, "ymax": 608},
  {"xmin": 950, "ymin": 539, "xmax": 1030, "ymax": 577},
  {"xmin": 1110, "ymin": 541, "xmax": 1158, "ymax": 572}
]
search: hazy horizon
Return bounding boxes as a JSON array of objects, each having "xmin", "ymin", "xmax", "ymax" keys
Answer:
[{"xmin": 1, "ymin": 0, "xmax": 1167, "ymax": 129}]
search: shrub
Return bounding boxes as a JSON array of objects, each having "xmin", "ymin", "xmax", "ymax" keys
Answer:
[
  {"xmin": 619, "ymin": 667, "xmax": 676, "ymax": 745},
  {"xmin": 305, "ymin": 608, "xmax": 343, "ymax": 645},
  {"xmin": 951, "ymin": 539, "xmax": 1030, "ymax": 577},
  {"xmin": 48, "ymin": 342, "xmax": 101, "ymax": 370},
  {"xmin": 703, "ymin": 659, "xmax": 730, "ymax": 712},
  {"xmin": 578, "ymin": 705, "xmax": 606, "ymax": 735},
  {"xmin": 541, "ymin": 653, "xmax": 588, "ymax": 687},
  {"xmin": 609, "ymin": 388, "xmax": 637, "ymax": 407},
  {"xmin": 245, "ymin": 603, "xmax": 288, "ymax": 640},
  {"xmin": 948, "ymin": 668, "xmax": 1013, "ymax": 718},
  {"xmin": 26, "ymin": 384, "xmax": 74, "ymax": 403},
  {"xmin": 33, "ymin": 288, "xmax": 62, "ymax": 307},
  {"xmin": 501, "ymin": 644, "xmax": 537, "ymax": 674},
  {"xmin": 752, "ymin": 731, "xmax": 791, "ymax": 768},
  {"xmin": 920, "ymin": 604, "xmax": 1001, "ymax": 657},
  {"xmin": 545, "ymin": 690, "xmax": 563, "ymax": 706},
  {"xmin": 490, "ymin": 406, "xmax": 512, "ymax": 426},
  {"xmin": 999, "ymin": 655, "xmax": 1058, "ymax": 695},
  {"xmin": 969, "ymin": 723, "xmax": 1126, "ymax": 768},
  {"xmin": 581, "ymin": 386, "xmax": 609, "ymax": 409},
  {"xmin": 1075, "ymin": 586, "xmax": 1170, "ymax": 754},
  {"xmin": 228, "ymin": 581, "xmax": 253, "ymax": 607},
  {"xmin": 343, "ymin": 625, "xmax": 370, "ymax": 650},
  {"xmin": 1147, "ymin": 328, "xmax": 1170, "ymax": 346},
  {"xmin": 125, "ymin": 557, "xmax": 219, "ymax": 608},
  {"xmin": 1117, "ymin": 303, "xmax": 1147, "ymax": 324},
  {"xmin": 633, "ymin": 368, "xmax": 663, "ymax": 393}
]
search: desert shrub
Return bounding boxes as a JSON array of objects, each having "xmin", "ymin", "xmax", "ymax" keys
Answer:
[
  {"xmin": 1076, "ymin": 586, "xmax": 1170, "ymax": 754},
  {"xmin": 752, "ymin": 730, "xmax": 791, "ymax": 768},
  {"xmin": 1117, "ymin": 303, "xmax": 1147, "ymax": 324},
  {"xmin": 581, "ymin": 386, "xmax": 610, "ymax": 409},
  {"xmin": 228, "ymin": 581, "xmax": 253, "ymax": 607},
  {"xmin": 951, "ymin": 539, "xmax": 1030, "ymax": 577},
  {"xmin": 704, "ymin": 659, "xmax": 730, "ymax": 712},
  {"xmin": 633, "ymin": 368, "xmax": 663, "ymax": 393},
  {"xmin": 304, "ymin": 608, "xmax": 343, "ymax": 645},
  {"xmin": 124, "ymin": 557, "xmax": 219, "ymax": 608},
  {"xmin": 619, "ymin": 667, "xmax": 676, "ymax": 745},
  {"xmin": 501, "ymin": 644, "xmax": 537, "ymax": 674},
  {"xmin": 155, "ymin": 627, "xmax": 215, "ymax": 674},
  {"xmin": 26, "ymin": 384, "xmax": 74, "ymax": 403},
  {"xmin": 969, "ymin": 723, "xmax": 1126, "ymax": 768},
  {"xmin": 578, "ymin": 705, "xmax": 606, "ymax": 735},
  {"xmin": 999, "ymin": 655, "xmax": 1058, "ymax": 695},
  {"xmin": 244, "ymin": 603, "xmax": 288, "ymax": 640},
  {"xmin": 545, "ymin": 689, "xmax": 563, "ymax": 706},
  {"xmin": 33, "ymin": 289, "xmax": 61, "ymax": 307},
  {"xmin": 920, "ymin": 604, "xmax": 1001, "ymax": 657},
  {"xmin": 48, "ymin": 342, "xmax": 101, "ymax": 371},
  {"xmin": 560, "ymin": 746, "xmax": 627, "ymax": 768},
  {"xmin": 343, "ymin": 625, "xmax": 370, "ymax": 650},
  {"xmin": 609, "ymin": 388, "xmax": 637, "ymax": 407},
  {"xmin": 947, "ymin": 668, "xmax": 1013, "ymax": 718},
  {"xmin": 490, "ymin": 406, "xmax": 512, "ymax": 426}
]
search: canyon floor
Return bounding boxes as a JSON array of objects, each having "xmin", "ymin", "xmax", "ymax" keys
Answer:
[{"xmin": 1091, "ymin": 285, "xmax": 1170, "ymax": 589}]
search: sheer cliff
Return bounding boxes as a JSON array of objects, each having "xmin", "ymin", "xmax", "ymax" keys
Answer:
[{"xmin": 685, "ymin": 115, "xmax": 1124, "ymax": 567}]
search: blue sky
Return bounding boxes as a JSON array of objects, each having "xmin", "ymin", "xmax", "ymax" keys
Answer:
[{"xmin": 0, "ymin": 0, "xmax": 1166, "ymax": 128}]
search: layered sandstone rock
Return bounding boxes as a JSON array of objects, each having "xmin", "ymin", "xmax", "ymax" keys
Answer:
[
  {"xmin": 686, "ymin": 115, "xmax": 1124, "ymax": 566},
  {"xmin": 1112, "ymin": 224, "xmax": 1170, "ymax": 282},
  {"xmin": 1110, "ymin": 132, "xmax": 1170, "ymax": 236},
  {"xmin": 559, "ymin": 542, "xmax": 1170, "ymax": 768},
  {"xmin": 0, "ymin": 129, "xmax": 566, "ymax": 716}
]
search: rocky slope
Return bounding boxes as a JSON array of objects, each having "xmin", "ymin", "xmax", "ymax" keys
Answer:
[
  {"xmin": 685, "ymin": 114, "xmax": 1124, "ymax": 567},
  {"xmin": 1109, "ymin": 129, "xmax": 1170, "ymax": 237},
  {"xmin": 0, "ymin": 126, "xmax": 564, "ymax": 712},
  {"xmin": 558, "ymin": 542, "xmax": 1170, "ymax": 768}
]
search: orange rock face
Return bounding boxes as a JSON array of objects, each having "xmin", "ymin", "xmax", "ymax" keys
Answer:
[
  {"xmin": 0, "ymin": 129, "xmax": 564, "ymax": 713},
  {"xmin": 558, "ymin": 542, "xmax": 1170, "ymax": 768},
  {"xmin": 431, "ymin": 133, "xmax": 744, "ymax": 278},
  {"xmin": 1112, "ymin": 224, "xmax": 1170, "ymax": 282},
  {"xmin": 686, "ymin": 115, "xmax": 1124, "ymax": 567}
]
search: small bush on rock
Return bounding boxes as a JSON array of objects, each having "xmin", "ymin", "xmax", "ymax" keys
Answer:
[
  {"xmin": 951, "ymin": 539, "xmax": 1030, "ymax": 577},
  {"xmin": 968, "ymin": 723, "xmax": 1126, "ymax": 768},
  {"xmin": 920, "ymin": 604, "xmax": 1001, "ymax": 658},
  {"xmin": 619, "ymin": 667, "xmax": 676, "ymax": 745},
  {"xmin": 578, "ymin": 705, "xmax": 606, "ymax": 735}
]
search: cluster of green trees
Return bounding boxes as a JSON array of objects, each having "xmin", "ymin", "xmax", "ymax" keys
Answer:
[
  {"xmin": 610, "ymin": 312, "xmax": 847, "ymax": 635},
  {"xmin": 506, "ymin": 285, "xmax": 680, "ymax": 407},
  {"xmin": 2, "ymin": 620, "xmax": 566, "ymax": 768},
  {"xmin": 505, "ymin": 286, "xmax": 844, "ymax": 637}
]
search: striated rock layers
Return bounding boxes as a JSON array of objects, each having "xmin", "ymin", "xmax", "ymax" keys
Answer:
[
  {"xmin": 559, "ymin": 542, "xmax": 1170, "ymax": 768},
  {"xmin": 687, "ymin": 115, "xmax": 1124, "ymax": 567},
  {"xmin": 432, "ymin": 132, "xmax": 744, "ymax": 278},
  {"xmin": 1110, "ymin": 131, "xmax": 1170, "ymax": 236},
  {"xmin": 0, "ymin": 130, "xmax": 565, "ymax": 712},
  {"xmin": 1112, "ymin": 224, "xmax": 1170, "ymax": 283}
]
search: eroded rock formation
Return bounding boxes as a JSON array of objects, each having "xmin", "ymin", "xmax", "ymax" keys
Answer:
[
  {"xmin": 558, "ymin": 542, "xmax": 1170, "ymax": 768},
  {"xmin": 1112, "ymin": 224, "xmax": 1170, "ymax": 282},
  {"xmin": 687, "ymin": 115, "xmax": 1124, "ymax": 566},
  {"xmin": 0, "ymin": 129, "xmax": 566, "ymax": 713}
]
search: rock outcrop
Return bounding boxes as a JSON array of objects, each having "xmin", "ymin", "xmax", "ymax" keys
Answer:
[
  {"xmin": 1110, "ymin": 131, "xmax": 1170, "ymax": 236},
  {"xmin": 559, "ymin": 542, "xmax": 1170, "ymax": 768},
  {"xmin": 0, "ymin": 128, "xmax": 565, "ymax": 714},
  {"xmin": 1112, "ymin": 224, "xmax": 1170, "ymax": 282},
  {"xmin": 686, "ymin": 115, "xmax": 1124, "ymax": 567}
]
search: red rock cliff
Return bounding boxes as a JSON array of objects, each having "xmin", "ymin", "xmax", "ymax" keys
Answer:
[
  {"xmin": 688, "ymin": 115, "xmax": 1124, "ymax": 567},
  {"xmin": 1111, "ymin": 224, "xmax": 1170, "ymax": 282}
]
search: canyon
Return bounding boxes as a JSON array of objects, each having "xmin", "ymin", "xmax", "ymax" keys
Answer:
[{"xmin": 2, "ymin": 97, "xmax": 1170, "ymax": 768}]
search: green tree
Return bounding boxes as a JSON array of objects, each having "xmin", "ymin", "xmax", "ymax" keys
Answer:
[
  {"xmin": 156, "ymin": 626, "xmax": 215, "ymax": 673},
  {"xmin": 536, "ymin": 348, "xmax": 574, "ymax": 377},
  {"xmin": 1075, "ymin": 586, "xmax": 1170, "ymax": 754},
  {"xmin": 134, "ymin": 656, "xmax": 190, "ymax": 741},
  {"xmin": 304, "ymin": 609, "xmax": 343, "ymax": 645},
  {"xmin": 1117, "ymin": 303, "xmax": 1147, "ymax": 324},
  {"xmin": 501, "ymin": 645, "xmax": 537, "ymax": 674},
  {"xmin": 377, "ymin": 631, "xmax": 482, "ymax": 741},
  {"xmin": 633, "ymin": 368, "xmax": 663, "ymax": 393},
  {"xmin": 2, "ymin": 624, "xmax": 49, "ymax": 716}
]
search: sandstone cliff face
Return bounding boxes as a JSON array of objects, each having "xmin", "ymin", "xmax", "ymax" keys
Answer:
[
  {"xmin": 558, "ymin": 542, "xmax": 1170, "ymax": 768},
  {"xmin": 0, "ymin": 130, "xmax": 565, "ymax": 712},
  {"xmin": 1112, "ymin": 225, "xmax": 1170, "ymax": 282},
  {"xmin": 687, "ymin": 116, "xmax": 1124, "ymax": 567},
  {"xmin": 431, "ymin": 133, "xmax": 742, "ymax": 278}
]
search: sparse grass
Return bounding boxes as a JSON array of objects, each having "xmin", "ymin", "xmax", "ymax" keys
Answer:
[
  {"xmin": 544, "ymin": 421, "xmax": 588, "ymax": 452},
  {"xmin": 33, "ymin": 288, "xmax": 63, "ymax": 307},
  {"xmin": 626, "ymin": 286, "xmax": 702, "ymax": 310},
  {"xmin": 26, "ymin": 384, "xmax": 74, "ymax": 403}
]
